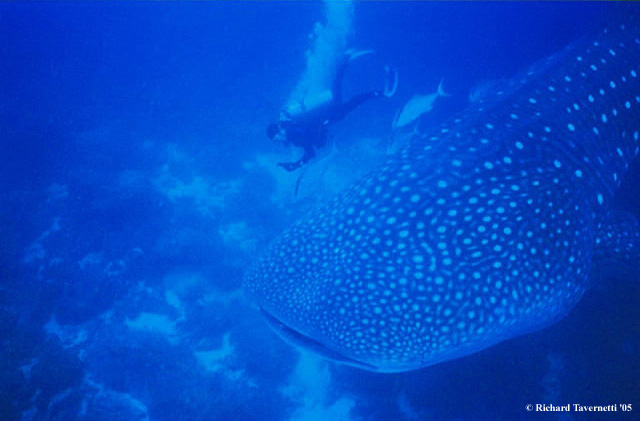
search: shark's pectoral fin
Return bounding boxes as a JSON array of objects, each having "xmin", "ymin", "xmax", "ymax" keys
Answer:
[{"xmin": 592, "ymin": 211, "xmax": 640, "ymax": 282}]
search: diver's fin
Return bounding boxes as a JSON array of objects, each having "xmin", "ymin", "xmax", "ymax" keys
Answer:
[
  {"xmin": 345, "ymin": 48, "xmax": 375, "ymax": 62},
  {"xmin": 384, "ymin": 66, "xmax": 398, "ymax": 98},
  {"xmin": 436, "ymin": 78, "xmax": 450, "ymax": 98},
  {"xmin": 592, "ymin": 211, "xmax": 640, "ymax": 282}
]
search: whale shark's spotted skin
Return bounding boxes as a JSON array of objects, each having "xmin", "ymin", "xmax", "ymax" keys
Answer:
[{"xmin": 245, "ymin": 22, "xmax": 640, "ymax": 372}]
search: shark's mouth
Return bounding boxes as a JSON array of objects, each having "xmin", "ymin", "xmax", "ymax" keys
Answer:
[{"xmin": 260, "ymin": 308, "xmax": 378, "ymax": 370}]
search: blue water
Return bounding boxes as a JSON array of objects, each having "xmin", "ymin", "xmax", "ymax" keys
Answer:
[{"xmin": 2, "ymin": 2, "xmax": 638, "ymax": 420}]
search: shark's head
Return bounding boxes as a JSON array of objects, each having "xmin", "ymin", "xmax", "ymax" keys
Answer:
[
  {"xmin": 243, "ymin": 171, "xmax": 449, "ymax": 372},
  {"xmin": 243, "ymin": 166, "xmax": 524, "ymax": 373}
]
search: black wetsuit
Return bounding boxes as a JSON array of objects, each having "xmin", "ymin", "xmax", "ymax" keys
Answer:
[
  {"xmin": 276, "ymin": 54, "xmax": 383, "ymax": 172},
  {"xmin": 276, "ymin": 119, "xmax": 328, "ymax": 172}
]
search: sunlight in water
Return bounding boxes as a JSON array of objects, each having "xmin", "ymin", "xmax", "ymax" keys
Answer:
[{"xmin": 287, "ymin": 0, "xmax": 354, "ymax": 111}]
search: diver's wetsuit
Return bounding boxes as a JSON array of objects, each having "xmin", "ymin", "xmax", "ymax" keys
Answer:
[
  {"xmin": 276, "ymin": 119, "xmax": 328, "ymax": 172},
  {"xmin": 276, "ymin": 90, "xmax": 382, "ymax": 172},
  {"xmin": 273, "ymin": 52, "xmax": 388, "ymax": 172}
]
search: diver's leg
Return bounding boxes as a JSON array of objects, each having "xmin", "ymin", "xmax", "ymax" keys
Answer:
[
  {"xmin": 330, "ymin": 91, "xmax": 382, "ymax": 123},
  {"xmin": 332, "ymin": 57, "xmax": 349, "ymax": 104},
  {"xmin": 329, "ymin": 67, "xmax": 397, "ymax": 123},
  {"xmin": 331, "ymin": 49, "xmax": 375, "ymax": 103}
]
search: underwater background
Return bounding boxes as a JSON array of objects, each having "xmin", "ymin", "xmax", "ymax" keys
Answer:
[{"xmin": 1, "ymin": 2, "xmax": 638, "ymax": 420}]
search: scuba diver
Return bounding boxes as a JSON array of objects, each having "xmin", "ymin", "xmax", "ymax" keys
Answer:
[{"xmin": 267, "ymin": 50, "xmax": 398, "ymax": 172}]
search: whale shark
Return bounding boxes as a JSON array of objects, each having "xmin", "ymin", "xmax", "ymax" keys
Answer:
[{"xmin": 244, "ymin": 20, "xmax": 640, "ymax": 372}]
